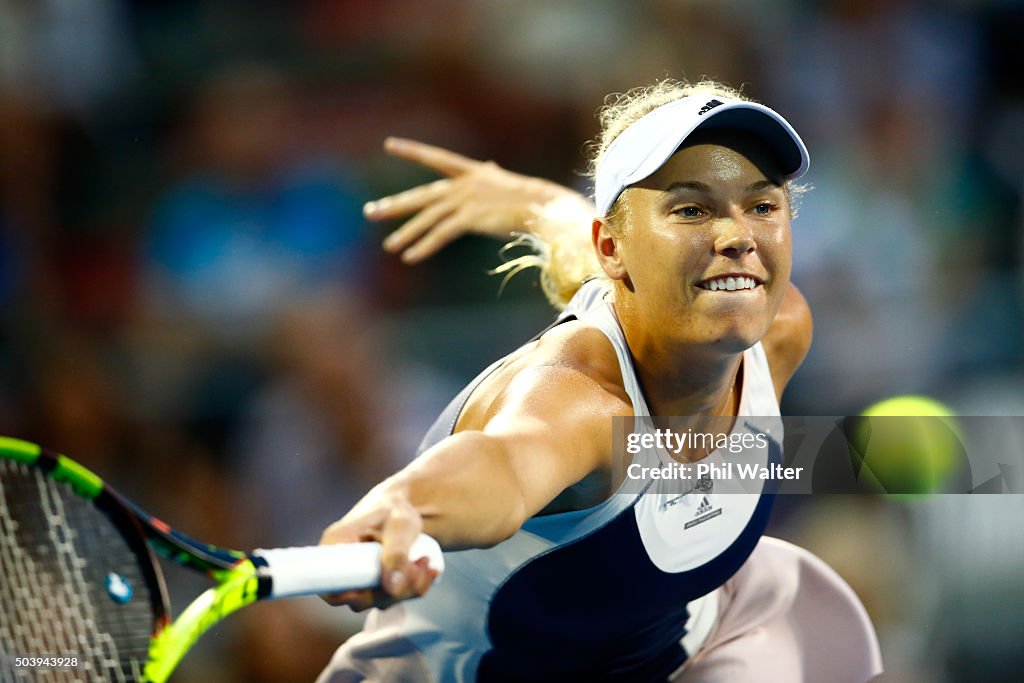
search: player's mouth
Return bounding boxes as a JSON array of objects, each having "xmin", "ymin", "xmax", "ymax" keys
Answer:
[{"xmin": 695, "ymin": 273, "xmax": 765, "ymax": 292}]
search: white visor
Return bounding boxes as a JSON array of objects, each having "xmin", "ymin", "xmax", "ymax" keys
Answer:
[{"xmin": 594, "ymin": 95, "xmax": 810, "ymax": 216}]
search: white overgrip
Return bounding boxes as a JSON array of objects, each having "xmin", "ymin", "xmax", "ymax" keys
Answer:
[{"xmin": 253, "ymin": 534, "xmax": 444, "ymax": 600}]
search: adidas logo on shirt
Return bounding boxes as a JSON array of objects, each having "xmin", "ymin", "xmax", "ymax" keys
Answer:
[
  {"xmin": 685, "ymin": 496, "xmax": 722, "ymax": 530},
  {"xmin": 695, "ymin": 496, "xmax": 712, "ymax": 516}
]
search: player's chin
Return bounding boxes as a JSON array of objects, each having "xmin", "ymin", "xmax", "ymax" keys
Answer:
[
  {"xmin": 697, "ymin": 316, "xmax": 771, "ymax": 353},
  {"xmin": 697, "ymin": 284, "xmax": 772, "ymax": 316},
  {"xmin": 713, "ymin": 332, "xmax": 764, "ymax": 354}
]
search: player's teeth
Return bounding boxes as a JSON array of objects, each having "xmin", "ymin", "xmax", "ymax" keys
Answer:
[{"xmin": 703, "ymin": 277, "xmax": 760, "ymax": 290}]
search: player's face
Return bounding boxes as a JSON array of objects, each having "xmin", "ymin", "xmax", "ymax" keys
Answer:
[{"xmin": 615, "ymin": 130, "xmax": 792, "ymax": 352}]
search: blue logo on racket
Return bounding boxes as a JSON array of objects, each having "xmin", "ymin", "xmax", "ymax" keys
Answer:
[{"xmin": 105, "ymin": 572, "xmax": 133, "ymax": 603}]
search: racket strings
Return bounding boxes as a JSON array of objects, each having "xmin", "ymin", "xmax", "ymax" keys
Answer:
[{"xmin": 0, "ymin": 460, "xmax": 157, "ymax": 682}]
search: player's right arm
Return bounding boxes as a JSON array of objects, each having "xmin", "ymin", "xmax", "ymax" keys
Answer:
[{"xmin": 319, "ymin": 358, "xmax": 628, "ymax": 610}]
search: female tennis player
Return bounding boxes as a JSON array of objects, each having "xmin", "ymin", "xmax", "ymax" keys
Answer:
[{"xmin": 316, "ymin": 80, "xmax": 883, "ymax": 682}]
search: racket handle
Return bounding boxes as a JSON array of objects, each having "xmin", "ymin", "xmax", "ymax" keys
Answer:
[{"xmin": 252, "ymin": 534, "xmax": 444, "ymax": 599}]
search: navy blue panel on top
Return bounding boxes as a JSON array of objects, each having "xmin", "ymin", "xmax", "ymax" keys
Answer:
[{"xmin": 478, "ymin": 436, "xmax": 782, "ymax": 682}]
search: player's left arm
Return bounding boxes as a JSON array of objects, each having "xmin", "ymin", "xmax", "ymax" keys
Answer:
[
  {"xmin": 761, "ymin": 283, "xmax": 813, "ymax": 402},
  {"xmin": 365, "ymin": 137, "xmax": 593, "ymax": 263}
]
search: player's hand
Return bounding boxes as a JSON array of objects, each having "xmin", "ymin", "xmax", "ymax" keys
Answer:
[
  {"xmin": 367, "ymin": 137, "xmax": 588, "ymax": 263},
  {"xmin": 318, "ymin": 494, "xmax": 439, "ymax": 611}
]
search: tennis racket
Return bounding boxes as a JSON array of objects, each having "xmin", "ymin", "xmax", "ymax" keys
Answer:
[{"xmin": 0, "ymin": 435, "xmax": 444, "ymax": 682}]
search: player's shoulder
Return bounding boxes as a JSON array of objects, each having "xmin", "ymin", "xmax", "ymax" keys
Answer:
[
  {"xmin": 532, "ymin": 318, "xmax": 632, "ymax": 408},
  {"xmin": 456, "ymin": 318, "xmax": 633, "ymax": 434}
]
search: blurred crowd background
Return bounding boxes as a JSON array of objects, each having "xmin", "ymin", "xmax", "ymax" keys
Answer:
[{"xmin": 1, "ymin": 0, "xmax": 1022, "ymax": 681}]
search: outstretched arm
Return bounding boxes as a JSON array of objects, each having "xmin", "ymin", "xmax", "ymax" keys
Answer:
[
  {"xmin": 318, "ymin": 362, "xmax": 625, "ymax": 611},
  {"xmin": 367, "ymin": 137, "xmax": 594, "ymax": 264}
]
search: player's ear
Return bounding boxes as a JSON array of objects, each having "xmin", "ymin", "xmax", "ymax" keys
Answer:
[{"xmin": 593, "ymin": 217, "xmax": 628, "ymax": 282}]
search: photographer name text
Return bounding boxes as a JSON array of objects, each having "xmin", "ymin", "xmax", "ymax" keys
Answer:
[{"xmin": 627, "ymin": 461, "xmax": 804, "ymax": 481}]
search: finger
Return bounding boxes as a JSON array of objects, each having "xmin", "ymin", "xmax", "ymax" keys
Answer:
[
  {"xmin": 366, "ymin": 178, "xmax": 453, "ymax": 221},
  {"xmin": 320, "ymin": 588, "xmax": 374, "ymax": 608},
  {"xmin": 379, "ymin": 507, "xmax": 423, "ymax": 598},
  {"xmin": 382, "ymin": 198, "xmax": 459, "ymax": 256},
  {"xmin": 410, "ymin": 556, "xmax": 438, "ymax": 596},
  {"xmin": 347, "ymin": 590, "xmax": 386, "ymax": 613},
  {"xmin": 324, "ymin": 587, "xmax": 400, "ymax": 612},
  {"xmin": 399, "ymin": 212, "xmax": 468, "ymax": 264},
  {"xmin": 319, "ymin": 504, "xmax": 389, "ymax": 545},
  {"xmin": 319, "ymin": 521, "xmax": 365, "ymax": 546},
  {"xmin": 384, "ymin": 137, "xmax": 481, "ymax": 177}
]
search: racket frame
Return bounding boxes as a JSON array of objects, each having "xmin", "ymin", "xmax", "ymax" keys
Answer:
[
  {"xmin": 0, "ymin": 436, "xmax": 443, "ymax": 682},
  {"xmin": 0, "ymin": 437, "xmax": 267, "ymax": 683}
]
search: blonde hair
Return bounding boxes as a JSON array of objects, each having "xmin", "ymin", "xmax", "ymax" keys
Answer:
[
  {"xmin": 491, "ymin": 196, "xmax": 605, "ymax": 307},
  {"xmin": 497, "ymin": 78, "xmax": 805, "ymax": 310}
]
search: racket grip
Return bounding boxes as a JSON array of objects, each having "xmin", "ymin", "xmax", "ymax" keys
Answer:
[{"xmin": 252, "ymin": 534, "xmax": 444, "ymax": 599}]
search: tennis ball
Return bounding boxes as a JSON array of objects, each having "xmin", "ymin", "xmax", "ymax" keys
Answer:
[{"xmin": 849, "ymin": 395, "xmax": 964, "ymax": 496}]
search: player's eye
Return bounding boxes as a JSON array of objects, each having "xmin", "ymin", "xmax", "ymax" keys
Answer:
[
  {"xmin": 752, "ymin": 202, "xmax": 777, "ymax": 216},
  {"xmin": 674, "ymin": 205, "xmax": 704, "ymax": 218}
]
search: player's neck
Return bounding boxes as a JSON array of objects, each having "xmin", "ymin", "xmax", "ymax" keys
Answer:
[
  {"xmin": 629, "ymin": 340, "xmax": 742, "ymax": 418},
  {"xmin": 610, "ymin": 300, "xmax": 743, "ymax": 417}
]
